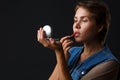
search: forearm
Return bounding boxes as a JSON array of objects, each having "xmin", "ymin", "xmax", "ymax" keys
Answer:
[
  {"xmin": 49, "ymin": 64, "xmax": 59, "ymax": 80},
  {"xmin": 55, "ymin": 50, "xmax": 72, "ymax": 80}
]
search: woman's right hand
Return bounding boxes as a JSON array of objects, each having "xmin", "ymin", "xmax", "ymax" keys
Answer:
[{"xmin": 60, "ymin": 36, "xmax": 74, "ymax": 62}]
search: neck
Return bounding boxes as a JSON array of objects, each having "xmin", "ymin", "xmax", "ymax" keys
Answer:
[{"xmin": 83, "ymin": 40, "xmax": 104, "ymax": 56}]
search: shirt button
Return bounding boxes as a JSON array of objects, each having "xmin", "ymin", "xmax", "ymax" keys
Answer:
[{"xmin": 81, "ymin": 71, "xmax": 85, "ymax": 75}]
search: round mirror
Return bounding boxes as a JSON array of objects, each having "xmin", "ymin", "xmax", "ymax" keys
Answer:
[{"xmin": 43, "ymin": 25, "xmax": 52, "ymax": 38}]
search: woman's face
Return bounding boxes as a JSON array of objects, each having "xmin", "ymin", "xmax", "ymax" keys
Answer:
[{"xmin": 73, "ymin": 7, "xmax": 99, "ymax": 43}]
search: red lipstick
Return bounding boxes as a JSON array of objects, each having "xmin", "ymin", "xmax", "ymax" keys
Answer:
[
  {"xmin": 71, "ymin": 33, "xmax": 76, "ymax": 37},
  {"xmin": 69, "ymin": 33, "xmax": 76, "ymax": 40},
  {"xmin": 71, "ymin": 33, "xmax": 77, "ymax": 37}
]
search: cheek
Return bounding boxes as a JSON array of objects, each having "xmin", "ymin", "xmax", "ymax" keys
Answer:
[
  {"xmin": 81, "ymin": 24, "xmax": 91, "ymax": 35},
  {"xmin": 81, "ymin": 22, "xmax": 97, "ymax": 34},
  {"xmin": 81, "ymin": 25, "xmax": 97, "ymax": 39}
]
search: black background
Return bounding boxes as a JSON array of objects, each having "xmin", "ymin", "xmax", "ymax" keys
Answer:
[{"xmin": 4, "ymin": 0, "xmax": 120, "ymax": 80}]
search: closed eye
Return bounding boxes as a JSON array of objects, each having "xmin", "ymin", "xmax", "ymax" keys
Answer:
[{"xmin": 82, "ymin": 19, "xmax": 88, "ymax": 22}]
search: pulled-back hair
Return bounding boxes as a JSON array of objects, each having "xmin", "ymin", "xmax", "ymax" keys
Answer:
[{"xmin": 75, "ymin": 0, "xmax": 111, "ymax": 44}]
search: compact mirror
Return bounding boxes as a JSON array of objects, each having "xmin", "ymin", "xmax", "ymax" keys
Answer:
[{"xmin": 43, "ymin": 25, "xmax": 52, "ymax": 38}]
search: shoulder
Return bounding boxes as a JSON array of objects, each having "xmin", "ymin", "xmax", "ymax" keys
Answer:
[
  {"xmin": 81, "ymin": 60, "xmax": 120, "ymax": 80},
  {"xmin": 102, "ymin": 46, "xmax": 119, "ymax": 62}
]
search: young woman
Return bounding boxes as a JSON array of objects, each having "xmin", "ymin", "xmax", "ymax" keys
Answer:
[{"xmin": 37, "ymin": 0, "xmax": 120, "ymax": 80}]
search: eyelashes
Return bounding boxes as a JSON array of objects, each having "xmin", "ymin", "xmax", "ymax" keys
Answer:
[
  {"xmin": 74, "ymin": 19, "xmax": 88, "ymax": 23},
  {"xmin": 82, "ymin": 19, "xmax": 88, "ymax": 22}
]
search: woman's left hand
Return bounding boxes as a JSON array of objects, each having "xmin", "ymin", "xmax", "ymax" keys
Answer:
[{"xmin": 37, "ymin": 27, "xmax": 63, "ymax": 52}]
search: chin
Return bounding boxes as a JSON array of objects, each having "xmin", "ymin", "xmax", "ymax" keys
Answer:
[{"xmin": 75, "ymin": 39, "xmax": 82, "ymax": 43}]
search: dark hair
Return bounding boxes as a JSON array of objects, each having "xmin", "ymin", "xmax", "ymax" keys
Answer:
[{"xmin": 75, "ymin": 0, "xmax": 111, "ymax": 44}]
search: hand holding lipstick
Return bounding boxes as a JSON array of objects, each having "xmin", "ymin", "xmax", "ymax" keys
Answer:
[{"xmin": 60, "ymin": 34, "xmax": 75, "ymax": 61}]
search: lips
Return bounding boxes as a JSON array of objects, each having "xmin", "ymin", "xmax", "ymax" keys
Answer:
[{"xmin": 74, "ymin": 32, "xmax": 80, "ymax": 37}]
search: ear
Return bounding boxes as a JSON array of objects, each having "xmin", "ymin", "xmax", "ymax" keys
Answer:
[{"xmin": 98, "ymin": 25, "xmax": 104, "ymax": 32}]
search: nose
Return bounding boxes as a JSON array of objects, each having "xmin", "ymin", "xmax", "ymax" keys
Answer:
[{"xmin": 74, "ymin": 22, "xmax": 81, "ymax": 29}]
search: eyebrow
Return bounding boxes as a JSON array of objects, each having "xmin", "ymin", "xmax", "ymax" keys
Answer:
[
  {"xmin": 74, "ymin": 16, "xmax": 92, "ymax": 20},
  {"xmin": 74, "ymin": 16, "xmax": 89, "ymax": 19}
]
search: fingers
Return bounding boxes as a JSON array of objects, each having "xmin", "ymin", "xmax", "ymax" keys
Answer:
[
  {"xmin": 37, "ymin": 28, "xmax": 62, "ymax": 50},
  {"xmin": 37, "ymin": 30, "xmax": 40, "ymax": 41},
  {"xmin": 62, "ymin": 41, "xmax": 72, "ymax": 62},
  {"xmin": 64, "ymin": 46, "xmax": 71, "ymax": 54},
  {"xmin": 49, "ymin": 38, "xmax": 55, "ymax": 44},
  {"xmin": 60, "ymin": 36, "xmax": 71, "ymax": 43},
  {"xmin": 37, "ymin": 27, "xmax": 74, "ymax": 53},
  {"xmin": 37, "ymin": 28, "xmax": 49, "ymax": 47},
  {"xmin": 62, "ymin": 39, "xmax": 71, "ymax": 47},
  {"xmin": 37, "ymin": 27, "xmax": 47, "ymax": 41},
  {"xmin": 62, "ymin": 40, "xmax": 73, "ymax": 51},
  {"xmin": 64, "ymin": 46, "xmax": 71, "ymax": 60},
  {"xmin": 60, "ymin": 36, "xmax": 73, "ymax": 51},
  {"xmin": 37, "ymin": 28, "xmax": 42, "ymax": 41},
  {"xmin": 59, "ymin": 35, "xmax": 74, "ymax": 60},
  {"xmin": 39, "ymin": 28, "xmax": 46, "ymax": 40}
]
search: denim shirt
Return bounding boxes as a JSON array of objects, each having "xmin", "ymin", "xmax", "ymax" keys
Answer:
[{"xmin": 68, "ymin": 46, "xmax": 118, "ymax": 80}]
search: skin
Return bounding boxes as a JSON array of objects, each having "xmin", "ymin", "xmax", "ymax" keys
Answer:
[
  {"xmin": 37, "ymin": 7, "xmax": 117, "ymax": 80},
  {"xmin": 72, "ymin": 7, "xmax": 104, "ymax": 63}
]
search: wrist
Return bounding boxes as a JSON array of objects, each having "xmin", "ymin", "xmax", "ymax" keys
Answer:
[{"xmin": 55, "ymin": 49, "xmax": 64, "ymax": 54}]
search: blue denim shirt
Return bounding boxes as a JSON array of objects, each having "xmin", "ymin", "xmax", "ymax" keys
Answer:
[{"xmin": 68, "ymin": 46, "xmax": 118, "ymax": 80}]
